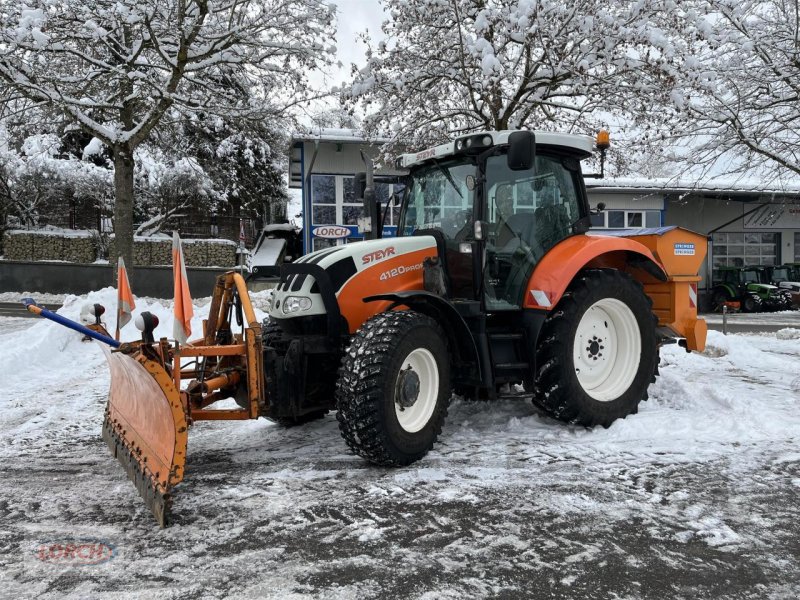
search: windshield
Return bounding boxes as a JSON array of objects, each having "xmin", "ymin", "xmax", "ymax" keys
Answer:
[
  {"xmin": 743, "ymin": 270, "xmax": 759, "ymax": 283},
  {"xmin": 398, "ymin": 158, "xmax": 475, "ymax": 239},
  {"xmin": 772, "ymin": 268, "xmax": 789, "ymax": 281}
]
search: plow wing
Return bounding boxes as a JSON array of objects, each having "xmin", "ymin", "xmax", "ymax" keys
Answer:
[
  {"xmin": 101, "ymin": 346, "xmax": 188, "ymax": 527},
  {"xmin": 23, "ymin": 272, "xmax": 265, "ymax": 527}
]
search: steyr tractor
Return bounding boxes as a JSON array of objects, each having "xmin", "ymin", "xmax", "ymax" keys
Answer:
[
  {"xmin": 23, "ymin": 130, "xmax": 708, "ymax": 526},
  {"xmin": 712, "ymin": 266, "xmax": 792, "ymax": 312}
]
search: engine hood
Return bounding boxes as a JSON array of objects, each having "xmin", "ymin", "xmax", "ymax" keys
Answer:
[{"xmin": 269, "ymin": 236, "xmax": 437, "ymax": 321}]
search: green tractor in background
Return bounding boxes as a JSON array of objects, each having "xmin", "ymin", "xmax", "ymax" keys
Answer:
[{"xmin": 711, "ymin": 266, "xmax": 793, "ymax": 312}]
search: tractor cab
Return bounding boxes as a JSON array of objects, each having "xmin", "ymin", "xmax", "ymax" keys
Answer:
[
  {"xmin": 712, "ymin": 266, "xmax": 792, "ymax": 311},
  {"xmin": 396, "ymin": 131, "xmax": 593, "ymax": 311},
  {"xmin": 767, "ymin": 265, "xmax": 800, "ymax": 307}
]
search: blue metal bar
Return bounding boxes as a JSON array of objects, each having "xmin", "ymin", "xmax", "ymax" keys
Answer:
[{"xmin": 21, "ymin": 298, "xmax": 121, "ymax": 348}]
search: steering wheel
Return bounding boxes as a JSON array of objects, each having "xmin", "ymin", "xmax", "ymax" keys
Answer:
[{"xmin": 449, "ymin": 209, "xmax": 473, "ymax": 240}]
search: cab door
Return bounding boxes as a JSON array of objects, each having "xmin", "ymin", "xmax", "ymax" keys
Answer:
[
  {"xmin": 482, "ymin": 152, "xmax": 586, "ymax": 310},
  {"xmin": 398, "ymin": 159, "xmax": 478, "ymax": 299}
]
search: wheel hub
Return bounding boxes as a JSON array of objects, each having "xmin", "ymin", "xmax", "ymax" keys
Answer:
[
  {"xmin": 586, "ymin": 336, "xmax": 604, "ymax": 360},
  {"xmin": 396, "ymin": 365, "xmax": 421, "ymax": 410},
  {"xmin": 572, "ymin": 298, "xmax": 641, "ymax": 402}
]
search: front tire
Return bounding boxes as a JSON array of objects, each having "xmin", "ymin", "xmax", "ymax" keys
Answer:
[
  {"xmin": 742, "ymin": 293, "xmax": 761, "ymax": 313},
  {"xmin": 336, "ymin": 310, "xmax": 451, "ymax": 466},
  {"xmin": 533, "ymin": 269, "xmax": 658, "ymax": 427}
]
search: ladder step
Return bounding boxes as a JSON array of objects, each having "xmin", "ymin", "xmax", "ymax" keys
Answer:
[
  {"xmin": 488, "ymin": 333, "xmax": 524, "ymax": 341},
  {"xmin": 495, "ymin": 362, "xmax": 530, "ymax": 370}
]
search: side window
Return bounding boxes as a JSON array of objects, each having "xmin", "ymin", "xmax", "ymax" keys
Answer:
[{"xmin": 485, "ymin": 153, "xmax": 581, "ymax": 254}]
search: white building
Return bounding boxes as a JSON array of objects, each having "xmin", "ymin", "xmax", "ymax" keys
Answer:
[
  {"xmin": 586, "ymin": 177, "xmax": 800, "ymax": 293},
  {"xmin": 288, "ymin": 128, "xmax": 405, "ymax": 254}
]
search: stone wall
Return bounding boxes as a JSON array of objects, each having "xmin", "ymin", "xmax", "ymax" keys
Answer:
[
  {"xmin": 182, "ymin": 239, "xmax": 238, "ymax": 267},
  {"xmin": 3, "ymin": 230, "xmax": 96, "ymax": 263},
  {"xmin": 107, "ymin": 237, "xmax": 237, "ymax": 267},
  {"xmin": 3, "ymin": 230, "xmax": 238, "ymax": 267}
]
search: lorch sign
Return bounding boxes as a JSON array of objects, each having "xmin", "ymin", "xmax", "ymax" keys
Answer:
[{"xmin": 312, "ymin": 225, "xmax": 351, "ymax": 239}]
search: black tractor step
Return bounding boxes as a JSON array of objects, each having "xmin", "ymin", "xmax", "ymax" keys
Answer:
[
  {"xmin": 495, "ymin": 362, "xmax": 530, "ymax": 370},
  {"xmin": 488, "ymin": 332, "xmax": 524, "ymax": 341}
]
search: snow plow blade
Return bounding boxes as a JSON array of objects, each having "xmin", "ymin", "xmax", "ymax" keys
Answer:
[{"xmin": 100, "ymin": 345, "xmax": 188, "ymax": 527}]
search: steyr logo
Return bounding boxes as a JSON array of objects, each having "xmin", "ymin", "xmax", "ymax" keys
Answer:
[
  {"xmin": 35, "ymin": 540, "xmax": 116, "ymax": 566},
  {"xmin": 362, "ymin": 247, "xmax": 396, "ymax": 265}
]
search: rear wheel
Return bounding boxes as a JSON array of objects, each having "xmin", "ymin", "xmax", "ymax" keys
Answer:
[
  {"xmin": 533, "ymin": 269, "xmax": 658, "ymax": 427},
  {"xmin": 711, "ymin": 288, "xmax": 730, "ymax": 312},
  {"xmin": 336, "ymin": 310, "xmax": 451, "ymax": 466}
]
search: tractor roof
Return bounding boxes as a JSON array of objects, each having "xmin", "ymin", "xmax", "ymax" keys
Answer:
[{"xmin": 398, "ymin": 130, "xmax": 595, "ymax": 168}]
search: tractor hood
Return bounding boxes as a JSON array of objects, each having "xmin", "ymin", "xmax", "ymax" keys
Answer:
[
  {"xmin": 748, "ymin": 283, "xmax": 778, "ymax": 293},
  {"xmin": 268, "ymin": 236, "xmax": 438, "ymax": 322}
]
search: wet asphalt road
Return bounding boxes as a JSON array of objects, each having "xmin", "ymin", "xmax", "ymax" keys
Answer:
[{"xmin": 0, "ymin": 302, "xmax": 61, "ymax": 319}]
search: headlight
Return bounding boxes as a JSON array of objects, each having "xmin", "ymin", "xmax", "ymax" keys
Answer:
[{"xmin": 282, "ymin": 296, "xmax": 312, "ymax": 314}]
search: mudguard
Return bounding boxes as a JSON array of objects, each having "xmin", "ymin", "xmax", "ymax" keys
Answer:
[{"xmin": 524, "ymin": 227, "xmax": 708, "ymax": 351}]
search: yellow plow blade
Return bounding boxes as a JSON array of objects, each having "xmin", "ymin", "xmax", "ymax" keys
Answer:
[{"xmin": 100, "ymin": 346, "xmax": 188, "ymax": 527}]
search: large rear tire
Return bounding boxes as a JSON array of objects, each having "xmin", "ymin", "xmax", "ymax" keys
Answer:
[
  {"xmin": 336, "ymin": 310, "xmax": 451, "ymax": 466},
  {"xmin": 533, "ymin": 269, "xmax": 658, "ymax": 427}
]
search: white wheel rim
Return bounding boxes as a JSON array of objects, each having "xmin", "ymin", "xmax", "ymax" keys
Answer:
[
  {"xmin": 395, "ymin": 348, "xmax": 439, "ymax": 433},
  {"xmin": 572, "ymin": 298, "xmax": 641, "ymax": 402}
]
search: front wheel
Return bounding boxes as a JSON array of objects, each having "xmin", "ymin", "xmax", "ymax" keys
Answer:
[
  {"xmin": 336, "ymin": 310, "xmax": 451, "ymax": 466},
  {"xmin": 742, "ymin": 293, "xmax": 761, "ymax": 313},
  {"xmin": 533, "ymin": 269, "xmax": 658, "ymax": 427}
]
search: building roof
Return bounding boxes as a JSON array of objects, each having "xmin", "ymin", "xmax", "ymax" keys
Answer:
[
  {"xmin": 586, "ymin": 176, "xmax": 800, "ymax": 198},
  {"xmin": 290, "ymin": 127, "xmax": 393, "ymax": 145}
]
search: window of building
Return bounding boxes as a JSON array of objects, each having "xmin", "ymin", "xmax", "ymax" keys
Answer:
[
  {"xmin": 592, "ymin": 209, "xmax": 661, "ymax": 229},
  {"xmin": 589, "ymin": 212, "xmax": 605, "ymax": 227},
  {"xmin": 712, "ymin": 232, "xmax": 778, "ymax": 277},
  {"xmin": 311, "ymin": 175, "xmax": 336, "ymax": 225},
  {"xmin": 795, "ymin": 232, "xmax": 800, "ymax": 261},
  {"xmin": 311, "ymin": 174, "xmax": 403, "ymax": 249}
]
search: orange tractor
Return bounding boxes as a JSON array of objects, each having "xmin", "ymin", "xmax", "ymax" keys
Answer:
[{"xmin": 25, "ymin": 130, "xmax": 707, "ymax": 526}]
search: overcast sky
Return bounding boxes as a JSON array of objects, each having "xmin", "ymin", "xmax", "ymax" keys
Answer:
[{"xmin": 327, "ymin": 1, "xmax": 387, "ymax": 91}]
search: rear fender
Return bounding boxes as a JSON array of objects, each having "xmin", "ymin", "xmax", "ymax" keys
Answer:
[
  {"xmin": 523, "ymin": 236, "xmax": 666, "ymax": 310},
  {"xmin": 524, "ymin": 233, "xmax": 707, "ymax": 351}
]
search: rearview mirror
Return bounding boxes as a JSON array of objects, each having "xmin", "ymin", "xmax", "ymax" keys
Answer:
[{"xmin": 507, "ymin": 131, "xmax": 536, "ymax": 171}]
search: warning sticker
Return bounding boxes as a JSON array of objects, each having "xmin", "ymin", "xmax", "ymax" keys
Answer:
[{"xmin": 674, "ymin": 243, "xmax": 695, "ymax": 256}]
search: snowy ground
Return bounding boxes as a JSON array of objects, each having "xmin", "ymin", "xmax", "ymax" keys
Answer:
[{"xmin": 1, "ymin": 290, "xmax": 799, "ymax": 599}]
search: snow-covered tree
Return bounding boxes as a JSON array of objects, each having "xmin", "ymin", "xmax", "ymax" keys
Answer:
[
  {"xmin": 0, "ymin": 0, "xmax": 335, "ymax": 268},
  {"xmin": 179, "ymin": 115, "xmax": 289, "ymax": 221},
  {"xmin": 653, "ymin": 0, "xmax": 800, "ymax": 181},
  {"xmin": 0, "ymin": 126, "xmax": 113, "ymax": 233},
  {"xmin": 349, "ymin": 0, "xmax": 671, "ymax": 149}
]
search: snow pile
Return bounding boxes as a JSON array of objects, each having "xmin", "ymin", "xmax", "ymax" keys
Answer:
[{"xmin": 776, "ymin": 327, "xmax": 800, "ymax": 340}]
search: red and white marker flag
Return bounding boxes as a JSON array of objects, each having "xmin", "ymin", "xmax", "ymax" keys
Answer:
[
  {"xmin": 172, "ymin": 231, "xmax": 194, "ymax": 344},
  {"xmin": 115, "ymin": 256, "xmax": 136, "ymax": 341}
]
